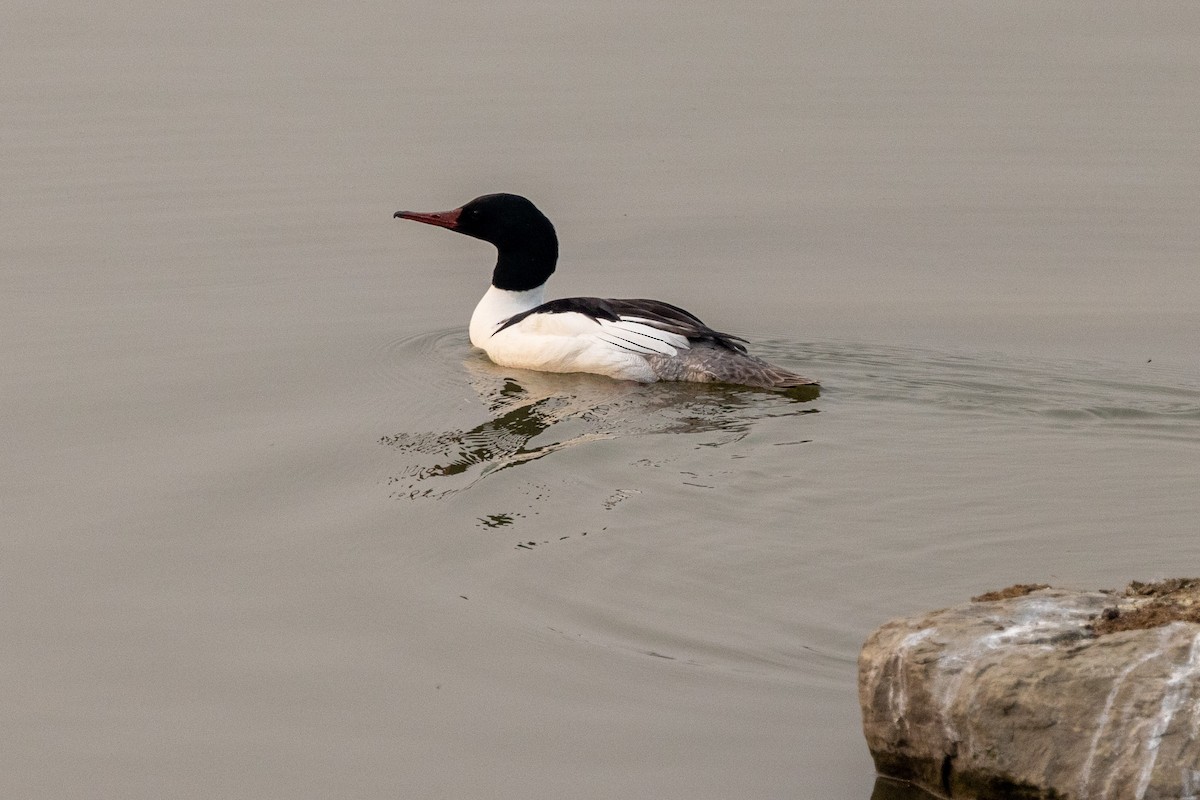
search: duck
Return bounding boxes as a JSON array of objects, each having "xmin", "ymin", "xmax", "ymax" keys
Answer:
[{"xmin": 393, "ymin": 193, "xmax": 817, "ymax": 389}]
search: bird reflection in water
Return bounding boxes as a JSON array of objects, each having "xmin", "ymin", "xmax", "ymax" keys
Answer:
[{"xmin": 380, "ymin": 355, "xmax": 817, "ymax": 501}]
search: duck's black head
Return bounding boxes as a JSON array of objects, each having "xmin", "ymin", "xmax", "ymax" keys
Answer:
[{"xmin": 394, "ymin": 193, "xmax": 558, "ymax": 292}]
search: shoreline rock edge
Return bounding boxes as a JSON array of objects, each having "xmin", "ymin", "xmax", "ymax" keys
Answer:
[{"xmin": 858, "ymin": 586, "xmax": 1200, "ymax": 799}]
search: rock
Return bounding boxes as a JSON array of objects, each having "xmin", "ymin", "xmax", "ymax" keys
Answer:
[{"xmin": 858, "ymin": 582, "xmax": 1200, "ymax": 800}]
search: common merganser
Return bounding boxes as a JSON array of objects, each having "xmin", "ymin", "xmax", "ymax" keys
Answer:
[{"xmin": 393, "ymin": 193, "xmax": 818, "ymax": 389}]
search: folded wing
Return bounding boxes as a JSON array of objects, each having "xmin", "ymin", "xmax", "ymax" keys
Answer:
[{"xmin": 494, "ymin": 296, "xmax": 749, "ymax": 355}]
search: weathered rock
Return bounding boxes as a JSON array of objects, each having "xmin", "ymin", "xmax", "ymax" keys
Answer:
[{"xmin": 859, "ymin": 584, "xmax": 1200, "ymax": 799}]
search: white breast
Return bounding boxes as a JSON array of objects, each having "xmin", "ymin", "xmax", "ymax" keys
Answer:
[{"xmin": 469, "ymin": 286, "xmax": 545, "ymax": 348}]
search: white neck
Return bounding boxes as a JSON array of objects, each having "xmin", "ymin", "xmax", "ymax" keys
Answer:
[{"xmin": 469, "ymin": 285, "xmax": 546, "ymax": 348}]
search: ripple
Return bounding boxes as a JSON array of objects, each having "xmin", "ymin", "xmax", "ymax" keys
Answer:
[
  {"xmin": 376, "ymin": 332, "xmax": 1199, "ymax": 513},
  {"xmin": 370, "ymin": 325, "xmax": 472, "ymax": 394},
  {"xmin": 378, "ymin": 351, "xmax": 819, "ymax": 502},
  {"xmin": 800, "ymin": 340, "xmax": 1200, "ymax": 441}
]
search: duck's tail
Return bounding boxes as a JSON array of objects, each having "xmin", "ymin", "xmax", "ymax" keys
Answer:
[{"xmin": 646, "ymin": 343, "xmax": 819, "ymax": 390}]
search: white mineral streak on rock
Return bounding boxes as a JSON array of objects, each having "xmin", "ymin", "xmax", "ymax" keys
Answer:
[
  {"xmin": 1077, "ymin": 626, "xmax": 1171, "ymax": 799},
  {"xmin": 1181, "ymin": 767, "xmax": 1200, "ymax": 800},
  {"xmin": 888, "ymin": 627, "xmax": 934, "ymax": 728},
  {"xmin": 932, "ymin": 596, "xmax": 1096, "ymax": 742},
  {"xmin": 1134, "ymin": 629, "xmax": 1200, "ymax": 799}
]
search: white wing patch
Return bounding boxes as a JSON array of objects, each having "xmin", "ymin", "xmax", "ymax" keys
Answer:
[
  {"xmin": 595, "ymin": 318, "xmax": 690, "ymax": 356},
  {"xmin": 506, "ymin": 311, "xmax": 691, "ymax": 355}
]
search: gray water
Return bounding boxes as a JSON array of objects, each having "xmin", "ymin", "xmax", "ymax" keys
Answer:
[{"xmin": 5, "ymin": 3, "xmax": 1200, "ymax": 798}]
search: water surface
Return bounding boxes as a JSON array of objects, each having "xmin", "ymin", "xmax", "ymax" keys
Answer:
[{"xmin": 4, "ymin": 3, "xmax": 1200, "ymax": 798}]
